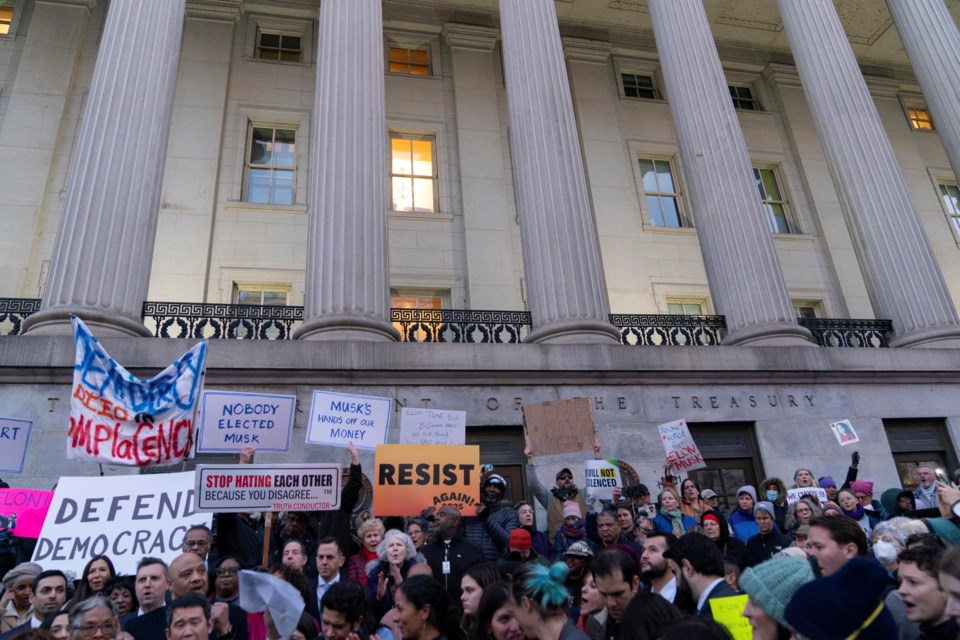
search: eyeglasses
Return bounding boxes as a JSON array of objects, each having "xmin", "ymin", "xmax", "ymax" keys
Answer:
[
  {"xmin": 214, "ymin": 568, "xmax": 239, "ymax": 576},
  {"xmin": 557, "ymin": 475, "xmax": 573, "ymax": 481},
  {"xmin": 76, "ymin": 622, "xmax": 115, "ymax": 636}
]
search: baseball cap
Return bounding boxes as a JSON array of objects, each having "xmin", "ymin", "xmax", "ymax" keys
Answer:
[{"xmin": 701, "ymin": 489, "xmax": 718, "ymax": 499}]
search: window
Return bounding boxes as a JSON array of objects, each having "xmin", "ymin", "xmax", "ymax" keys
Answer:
[
  {"xmin": 729, "ymin": 85, "xmax": 760, "ymax": 111},
  {"xmin": 793, "ymin": 303, "xmax": 819, "ymax": 319},
  {"xmin": 939, "ymin": 183, "xmax": 960, "ymax": 236},
  {"xmin": 388, "ymin": 47, "xmax": 430, "ymax": 76},
  {"xmin": 907, "ymin": 106, "xmax": 934, "ymax": 131},
  {"xmin": 667, "ymin": 300, "xmax": 705, "ymax": 316},
  {"xmin": 391, "ymin": 291, "xmax": 444, "ymax": 342},
  {"xmin": 245, "ymin": 126, "xmax": 296, "ymax": 205},
  {"xmin": 753, "ymin": 168, "xmax": 791, "ymax": 234},
  {"xmin": 255, "ymin": 30, "xmax": 302, "ymax": 62},
  {"xmin": 621, "ymin": 73, "xmax": 659, "ymax": 100},
  {"xmin": 390, "ymin": 134, "xmax": 436, "ymax": 213},
  {"xmin": 233, "ymin": 286, "xmax": 289, "ymax": 306},
  {"xmin": 0, "ymin": 7, "xmax": 11, "ymax": 35},
  {"xmin": 639, "ymin": 158, "xmax": 682, "ymax": 227}
]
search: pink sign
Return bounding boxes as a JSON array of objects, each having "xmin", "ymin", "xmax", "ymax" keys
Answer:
[{"xmin": 0, "ymin": 489, "xmax": 54, "ymax": 538}]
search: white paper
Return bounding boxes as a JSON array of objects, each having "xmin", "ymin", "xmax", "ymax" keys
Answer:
[{"xmin": 399, "ymin": 408, "xmax": 466, "ymax": 445}]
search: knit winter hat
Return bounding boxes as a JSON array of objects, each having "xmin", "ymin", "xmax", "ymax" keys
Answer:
[
  {"xmin": 2, "ymin": 562, "xmax": 42, "ymax": 589},
  {"xmin": 754, "ymin": 501, "xmax": 775, "ymax": 517},
  {"xmin": 740, "ymin": 556, "xmax": 814, "ymax": 627},
  {"xmin": 562, "ymin": 500, "xmax": 582, "ymax": 520},
  {"xmin": 850, "ymin": 481, "xmax": 874, "ymax": 497},
  {"xmin": 784, "ymin": 557, "xmax": 897, "ymax": 639},
  {"xmin": 508, "ymin": 528, "xmax": 532, "ymax": 550},
  {"xmin": 737, "ymin": 485, "xmax": 757, "ymax": 503},
  {"xmin": 821, "ymin": 501, "xmax": 844, "ymax": 517},
  {"xmin": 819, "ymin": 476, "xmax": 837, "ymax": 489}
]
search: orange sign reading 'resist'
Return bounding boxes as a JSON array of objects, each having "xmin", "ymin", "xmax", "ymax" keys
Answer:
[{"xmin": 373, "ymin": 444, "xmax": 480, "ymax": 516}]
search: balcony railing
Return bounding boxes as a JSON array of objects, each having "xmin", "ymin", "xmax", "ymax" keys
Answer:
[
  {"xmin": 798, "ymin": 317, "xmax": 893, "ymax": 348},
  {"xmin": 0, "ymin": 298, "xmax": 892, "ymax": 348}
]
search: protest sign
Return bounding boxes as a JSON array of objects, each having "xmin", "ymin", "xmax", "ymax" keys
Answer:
[
  {"xmin": 709, "ymin": 595, "xmax": 751, "ymax": 640},
  {"xmin": 0, "ymin": 489, "xmax": 54, "ymax": 538},
  {"xmin": 0, "ymin": 417, "xmax": 32, "ymax": 473},
  {"xmin": 197, "ymin": 391, "xmax": 295, "ymax": 453},
  {"xmin": 399, "ymin": 408, "xmax": 466, "ymax": 445},
  {"xmin": 584, "ymin": 459, "xmax": 622, "ymax": 500},
  {"xmin": 522, "ymin": 398, "xmax": 595, "ymax": 456},
  {"xmin": 373, "ymin": 444, "xmax": 480, "ymax": 516},
  {"xmin": 658, "ymin": 419, "xmax": 707, "ymax": 472},
  {"xmin": 68, "ymin": 316, "xmax": 206, "ymax": 467},
  {"xmin": 32, "ymin": 471, "xmax": 210, "ymax": 576},
  {"xmin": 831, "ymin": 419, "xmax": 860, "ymax": 446},
  {"xmin": 195, "ymin": 464, "xmax": 341, "ymax": 513},
  {"xmin": 787, "ymin": 487, "xmax": 829, "ymax": 505},
  {"xmin": 305, "ymin": 390, "xmax": 392, "ymax": 451}
]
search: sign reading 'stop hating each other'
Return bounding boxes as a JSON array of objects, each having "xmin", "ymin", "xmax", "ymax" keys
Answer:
[{"xmin": 522, "ymin": 398, "xmax": 595, "ymax": 456}]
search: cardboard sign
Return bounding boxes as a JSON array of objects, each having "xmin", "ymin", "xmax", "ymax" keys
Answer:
[
  {"xmin": 0, "ymin": 417, "xmax": 32, "ymax": 473},
  {"xmin": 69, "ymin": 316, "xmax": 206, "ymax": 467},
  {"xmin": 197, "ymin": 391, "xmax": 295, "ymax": 453},
  {"xmin": 658, "ymin": 419, "xmax": 707, "ymax": 471},
  {"xmin": 195, "ymin": 464, "xmax": 342, "ymax": 513},
  {"xmin": 709, "ymin": 594, "xmax": 751, "ymax": 640},
  {"xmin": 584, "ymin": 459, "xmax": 622, "ymax": 500},
  {"xmin": 0, "ymin": 489, "xmax": 54, "ymax": 538},
  {"xmin": 31, "ymin": 472, "xmax": 211, "ymax": 575},
  {"xmin": 373, "ymin": 444, "xmax": 480, "ymax": 516},
  {"xmin": 787, "ymin": 487, "xmax": 829, "ymax": 505},
  {"xmin": 831, "ymin": 419, "xmax": 860, "ymax": 446},
  {"xmin": 306, "ymin": 391, "xmax": 392, "ymax": 451},
  {"xmin": 399, "ymin": 408, "xmax": 466, "ymax": 445},
  {"xmin": 522, "ymin": 398, "xmax": 595, "ymax": 456}
]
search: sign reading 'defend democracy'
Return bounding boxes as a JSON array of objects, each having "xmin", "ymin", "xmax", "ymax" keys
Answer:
[
  {"xmin": 68, "ymin": 316, "xmax": 207, "ymax": 467},
  {"xmin": 197, "ymin": 391, "xmax": 295, "ymax": 453},
  {"xmin": 305, "ymin": 390, "xmax": 392, "ymax": 451},
  {"xmin": 32, "ymin": 472, "xmax": 211, "ymax": 576},
  {"xmin": 195, "ymin": 464, "xmax": 341, "ymax": 513},
  {"xmin": 658, "ymin": 419, "xmax": 707, "ymax": 472},
  {"xmin": 0, "ymin": 417, "xmax": 32, "ymax": 474}
]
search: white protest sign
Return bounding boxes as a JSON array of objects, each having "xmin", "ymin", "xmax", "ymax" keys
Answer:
[
  {"xmin": 197, "ymin": 391, "xmax": 295, "ymax": 453},
  {"xmin": 305, "ymin": 391, "xmax": 392, "ymax": 451},
  {"xmin": 658, "ymin": 419, "xmax": 707, "ymax": 472},
  {"xmin": 399, "ymin": 408, "xmax": 466, "ymax": 445},
  {"xmin": 786, "ymin": 487, "xmax": 829, "ymax": 505},
  {"xmin": 195, "ymin": 464, "xmax": 342, "ymax": 513},
  {"xmin": 830, "ymin": 419, "xmax": 860, "ymax": 446},
  {"xmin": 32, "ymin": 472, "xmax": 210, "ymax": 576},
  {"xmin": 0, "ymin": 417, "xmax": 32, "ymax": 473},
  {"xmin": 584, "ymin": 459, "xmax": 622, "ymax": 500}
]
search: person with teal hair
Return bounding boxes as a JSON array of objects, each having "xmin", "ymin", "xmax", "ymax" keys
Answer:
[{"xmin": 510, "ymin": 563, "xmax": 589, "ymax": 640}]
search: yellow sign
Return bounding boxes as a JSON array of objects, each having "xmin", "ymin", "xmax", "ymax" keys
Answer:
[
  {"xmin": 373, "ymin": 444, "xmax": 481, "ymax": 516},
  {"xmin": 709, "ymin": 594, "xmax": 751, "ymax": 640}
]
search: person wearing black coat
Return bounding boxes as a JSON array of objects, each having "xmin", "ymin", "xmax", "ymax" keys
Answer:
[
  {"xmin": 744, "ymin": 503, "xmax": 793, "ymax": 568},
  {"xmin": 699, "ymin": 510, "xmax": 747, "ymax": 570}
]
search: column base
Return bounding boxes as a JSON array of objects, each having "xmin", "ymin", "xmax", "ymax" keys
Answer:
[
  {"xmin": 293, "ymin": 314, "xmax": 400, "ymax": 342},
  {"xmin": 21, "ymin": 306, "xmax": 152, "ymax": 338},
  {"xmin": 524, "ymin": 318, "xmax": 622, "ymax": 345},
  {"xmin": 721, "ymin": 322, "xmax": 814, "ymax": 347},
  {"xmin": 889, "ymin": 324, "xmax": 960, "ymax": 349}
]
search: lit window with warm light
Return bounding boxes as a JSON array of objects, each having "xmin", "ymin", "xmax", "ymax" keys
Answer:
[
  {"xmin": 391, "ymin": 135, "xmax": 436, "ymax": 213},
  {"xmin": 389, "ymin": 47, "xmax": 430, "ymax": 76},
  {"xmin": 907, "ymin": 106, "xmax": 934, "ymax": 131},
  {"xmin": 0, "ymin": 8, "xmax": 12, "ymax": 35}
]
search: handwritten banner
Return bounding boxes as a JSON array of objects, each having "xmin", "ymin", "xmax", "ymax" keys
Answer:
[
  {"xmin": 709, "ymin": 595, "xmax": 751, "ymax": 640},
  {"xmin": 523, "ymin": 398, "xmax": 595, "ymax": 456},
  {"xmin": 306, "ymin": 390, "xmax": 392, "ymax": 451},
  {"xmin": 373, "ymin": 445, "xmax": 480, "ymax": 516},
  {"xmin": 830, "ymin": 419, "xmax": 860, "ymax": 446},
  {"xmin": 32, "ymin": 472, "xmax": 210, "ymax": 576},
  {"xmin": 399, "ymin": 408, "xmax": 466, "ymax": 445},
  {"xmin": 584, "ymin": 459, "xmax": 622, "ymax": 500},
  {"xmin": 658, "ymin": 419, "xmax": 707, "ymax": 472},
  {"xmin": 0, "ymin": 489, "xmax": 54, "ymax": 538},
  {"xmin": 197, "ymin": 391, "xmax": 295, "ymax": 453},
  {"xmin": 0, "ymin": 417, "xmax": 32, "ymax": 474},
  {"xmin": 195, "ymin": 464, "xmax": 342, "ymax": 513},
  {"xmin": 786, "ymin": 487, "xmax": 829, "ymax": 506},
  {"xmin": 68, "ymin": 316, "xmax": 206, "ymax": 467}
]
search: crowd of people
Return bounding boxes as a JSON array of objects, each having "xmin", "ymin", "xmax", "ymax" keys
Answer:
[{"xmin": 2, "ymin": 445, "xmax": 960, "ymax": 640}]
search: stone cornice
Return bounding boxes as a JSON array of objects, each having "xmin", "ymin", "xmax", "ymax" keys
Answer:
[
  {"xmin": 35, "ymin": 0, "xmax": 97, "ymax": 10},
  {"xmin": 762, "ymin": 62, "xmax": 803, "ymax": 89},
  {"xmin": 187, "ymin": 1, "xmax": 242, "ymax": 23},
  {"xmin": 562, "ymin": 37, "xmax": 611, "ymax": 64},
  {"xmin": 442, "ymin": 23, "xmax": 498, "ymax": 51}
]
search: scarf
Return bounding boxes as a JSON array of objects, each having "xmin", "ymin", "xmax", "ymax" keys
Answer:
[
  {"xmin": 552, "ymin": 486, "xmax": 580, "ymax": 502},
  {"xmin": 562, "ymin": 518, "xmax": 586, "ymax": 539},
  {"xmin": 917, "ymin": 483, "xmax": 937, "ymax": 507},
  {"xmin": 660, "ymin": 507, "xmax": 685, "ymax": 536},
  {"xmin": 841, "ymin": 504, "xmax": 866, "ymax": 521}
]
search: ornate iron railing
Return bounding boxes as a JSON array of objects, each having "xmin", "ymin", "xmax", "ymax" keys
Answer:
[
  {"xmin": 798, "ymin": 317, "xmax": 893, "ymax": 348},
  {"xmin": 392, "ymin": 308, "xmax": 531, "ymax": 343},
  {"xmin": 142, "ymin": 301, "xmax": 304, "ymax": 340},
  {"xmin": 0, "ymin": 298, "xmax": 42, "ymax": 336},
  {"xmin": 609, "ymin": 313, "xmax": 726, "ymax": 346}
]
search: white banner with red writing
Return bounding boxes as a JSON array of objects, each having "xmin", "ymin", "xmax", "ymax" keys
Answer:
[
  {"xmin": 658, "ymin": 419, "xmax": 707, "ymax": 472},
  {"xmin": 68, "ymin": 316, "xmax": 207, "ymax": 467}
]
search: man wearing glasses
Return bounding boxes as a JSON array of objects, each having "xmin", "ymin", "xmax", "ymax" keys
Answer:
[
  {"xmin": 181, "ymin": 526, "xmax": 212, "ymax": 564},
  {"xmin": 524, "ymin": 437, "xmax": 602, "ymax": 541}
]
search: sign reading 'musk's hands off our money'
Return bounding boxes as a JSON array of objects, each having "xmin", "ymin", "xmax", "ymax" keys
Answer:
[
  {"xmin": 305, "ymin": 390, "xmax": 392, "ymax": 451},
  {"xmin": 195, "ymin": 464, "xmax": 341, "ymax": 513}
]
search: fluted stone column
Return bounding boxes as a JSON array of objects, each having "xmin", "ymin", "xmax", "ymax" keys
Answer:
[
  {"xmin": 22, "ymin": 0, "xmax": 185, "ymax": 337},
  {"xmin": 887, "ymin": 0, "xmax": 960, "ymax": 196},
  {"xmin": 647, "ymin": 0, "xmax": 812, "ymax": 346},
  {"xmin": 498, "ymin": 0, "xmax": 621, "ymax": 344},
  {"xmin": 293, "ymin": 0, "xmax": 398, "ymax": 342},
  {"xmin": 778, "ymin": 0, "xmax": 960, "ymax": 348}
]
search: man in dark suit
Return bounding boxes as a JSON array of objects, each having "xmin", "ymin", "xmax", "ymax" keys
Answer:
[
  {"xmin": 592, "ymin": 548, "xmax": 642, "ymax": 640},
  {"xmin": 307, "ymin": 537, "xmax": 346, "ymax": 620},
  {"xmin": 665, "ymin": 532, "xmax": 740, "ymax": 619}
]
